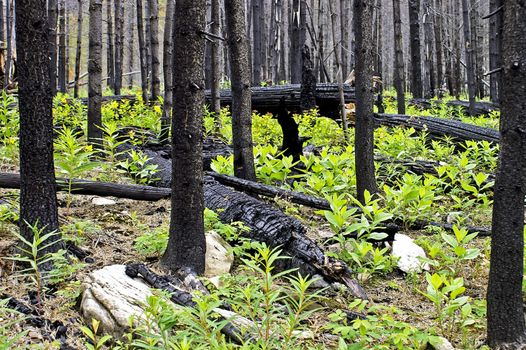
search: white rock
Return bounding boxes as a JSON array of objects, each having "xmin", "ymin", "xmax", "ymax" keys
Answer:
[
  {"xmin": 428, "ymin": 336, "xmax": 455, "ymax": 350},
  {"xmin": 91, "ymin": 197, "xmax": 117, "ymax": 206},
  {"xmin": 80, "ymin": 265, "xmax": 152, "ymax": 336},
  {"xmin": 205, "ymin": 231, "xmax": 234, "ymax": 278},
  {"xmin": 392, "ymin": 233, "xmax": 429, "ymax": 273}
]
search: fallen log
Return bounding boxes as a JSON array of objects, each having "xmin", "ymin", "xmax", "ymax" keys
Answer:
[
  {"xmin": 409, "ymin": 98, "xmax": 499, "ymax": 116},
  {"xmin": 374, "ymin": 113, "xmax": 500, "ymax": 144}
]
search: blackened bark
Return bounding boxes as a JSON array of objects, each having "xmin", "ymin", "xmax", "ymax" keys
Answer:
[
  {"xmin": 354, "ymin": 0, "xmax": 378, "ymax": 203},
  {"xmin": 433, "ymin": 0, "xmax": 444, "ymax": 94},
  {"xmin": 16, "ymin": 0, "xmax": 62, "ymax": 257},
  {"xmin": 224, "ymin": 0, "xmax": 256, "ymax": 181},
  {"xmin": 58, "ymin": 0, "xmax": 67, "ymax": 93},
  {"xmin": 106, "ymin": 0, "xmax": 114, "ymax": 91},
  {"xmin": 148, "ymin": 0, "xmax": 160, "ymax": 100},
  {"xmin": 88, "ymin": 0, "xmax": 103, "ymax": 147},
  {"xmin": 487, "ymin": 1, "xmax": 526, "ymax": 347},
  {"xmin": 461, "ymin": 0, "xmax": 476, "ymax": 116},
  {"xmin": 392, "ymin": 0, "xmax": 406, "ymax": 114},
  {"xmin": 339, "ymin": 0, "xmax": 349, "ymax": 78},
  {"xmin": 252, "ymin": 0, "xmax": 262, "ymax": 85},
  {"xmin": 160, "ymin": 0, "xmax": 174, "ymax": 143},
  {"xmin": 290, "ymin": 0, "xmax": 302, "ymax": 83},
  {"xmin": 73, "ymin": 0, "xmax": 83, "ymax": 98},
  {"xmin": 422, "ymin": 0, "xmax": 434, "ymax": 98},
  {"xmin": 300, "ymin": 46, "xmax": 316, "ymax": 111},
  {"xmin": 48, "ymin": 0, "xmax": 58, "ymax": 94},
  {"xmin": 210, "ymin": 0, "xmax": 221, "ymax": 116},
  {"xmin": 161, "ymin": 0, "xmax": 207, "ymax": 274},
  {"xmin": 408, "ymin": 0, "xmax": 423, "ymax": 98},
  {"xmin": 113, "ymin": 0, "xmax": 124, "ymax": 95},
  {"xmin": 136, "ymin": 0, "xmax": 149, "ymax": 103},
  {"xmin": 488, "ymin": 0, "xmax": 503, "ymax": 103},
  {"xmin": 279, "ymin": 0, "xmax": 288, "ymax": 82}
]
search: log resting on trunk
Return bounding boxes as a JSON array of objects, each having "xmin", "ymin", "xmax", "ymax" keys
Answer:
[
  {"xmin": 374, "ymin": 113, "xmax": 500, "ymax": 144},
  {"xmin": 409, "ymin": 98, "xmax": 499, "ymax": 116}
]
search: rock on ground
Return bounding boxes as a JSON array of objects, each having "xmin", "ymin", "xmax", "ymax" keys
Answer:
[{"xmin": 392, "ymin": 233, "xmax": 430, "ymax": 273}]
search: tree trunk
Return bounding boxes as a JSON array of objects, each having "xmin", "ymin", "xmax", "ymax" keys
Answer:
[
  {"xmin": 127, "ymin": 1, "xmax": 135, "ymax": 89},
  {"xmin": 88, "ymin": 0, "xmax": 103, "ymax": 148},
  {"xmin": 16, "ymin": 0, "xmax": 62, "ymax": 259},
  {"xmin": 136, "ymin": 0, "xmax": 148, "ymax": 102},
  {"xmin": 160, "ymin": 0, "xmax": 174, "ymax": 143},
  {"xmin": 461, "ymin": 0, "xmax": 476, "ymax": 115},
  {"xmin": 488, "ymin": 0, "xmax": 503, "ymax": 103},
  {"xmin": 290, "ymin": 0, "xmax": 302, "ymax": 83},
  {"xmin": 224, "ymin": 0, "xmax": 256, "ymax": 181},
  {"xmin": 113, "ymin": 0, "xmax": 124, "ymax": 95},
  {"xmin": 48, "ymin": 0, "xmax": 58, "ymax": 94},
  {"xmin": 251, "ymin": 0, "xmax": 262, "ymax": 85},
  {"xmin": 148, "ymin": 0, "xmax": 160, "ymax": 101},
  {"xmin": 354, "ymin": 0, "xmax": 378, "ymax": 203},
  {"xmin": 161, "ymin": 0, "xmax": 207, "ymax": 274},
  {"xmin": 210, "ymin": 0, "xmax": 221, "ymax": 116},
  {"xmin": 422, "ymin": 0, "xmax": 435, "ymax": 98},
  {"xmin": 433, "ymin": 0, "xmax": 444, "ymax": 95},
  {"xmin": 487, "ymin": 1, "xmax": 526, "ymax": 347},
  {"xmin": 339, "ymin": 0, "xmax": 349, "ymax": 78},
  {"xmin": 470, "ymin": 0, "xmax": 484, "ymax": 99},
  {"xmin": 279, "ymin": 0, "xmax": 288, "ymax": 82},
  {"xmin": 408, "ymin": 0, "xmax": 423, "ymax": 98},
  {"xmin": 58, "ymin": 0, "xmax": 67, "ymax": 93},
  {"xmin": 73, "ymin": 0, "xmax": 83, "ymax": 98},
  {"xmin": 392, "ymin": 0, "xmax": 406, "ymax": 114},
  {"xmin": 106, "ymin": 0, "xmax": 114, "ymax": 91}
]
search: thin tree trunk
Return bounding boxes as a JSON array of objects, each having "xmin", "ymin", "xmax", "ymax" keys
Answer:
[
  {"xmin": 423, "ymin": 0, "xmax": 435, "ymax": 98},
  {"xmin": 113, "ymin": 0, "xmax": 124, "ymax": 95},
  {"xmin": 4, "ymin": 0, "xmax": 12, "ymax": 88},
  {"xmin": 225, "ymin": 0, "xmax": 256, "ymax": 181},
  {"xmin": 488, "ymin": 0, "xmax": 502, "ymax": 103},
  {"xmin": 392, "ymin": 0, "xmax": 406, "ymax": 114},
  {"xmin": 470, "ymin": 0, "xmax": 484, "ymax": 98},
  {"xmin": 354, "ymin": 0, "xmax": 378, "ymax": 203},
  {"xmin": 106, "ymin": 0, "xmax": 114, "ymax": 91},
  {"xmin": 136, "ymin": 0, "xmax": 148, "ymax": 102},
  {"xmin": 88, "ymin": 0, "xmax": 103, "ymax": 148},
  {"xmin": 339, "ymin": 0, "xmax": 349, "ymax": 78},
  {"xmin": 328, "ymin": 0, "xmax": 349, "ymax": 143},
  {"xmin": 148, "ymin": 0, "xmax": 160, "ymax": 101},
  {"xmin": 48, "ymin": 0, "xmax": 58, "ymax": 94},
  {"xmin": 161, "ymin": 0, "xmax": 207, "ymax": 274},
  {"xmin": 434, "ymin": 0, "xmax": 444, "ymax": 95},
  {"xmin": 144, "ymin": 0, "xmax": 152, "ymax": 85},
  {"xmin": 16, "ymin": 0, "xmax": 62, "ymax": 257},
  {"xmin": 73, "ymin": 0, "xmax": 83, "ymax": 98},
  {"xmin": 408, "ymin": 0, "xmax": 423, "ymax": 98},
  {"xmin": 252, "ymin": 0, "xmax": 262, "ymax": 85},
  {"xmin": 461, "ymin": 0, "xmax": 476, "ymax": 115},
  {"xmin": 127, "ymin": 1, "xmax": 135, "ymax": 89},
  {"xmin": 279, "ymin": 0, "xmax": 288, "ymax": 82},
  {"xmin": 210, "ymin": 0, "xmax": 221, "ymax": 115},
  {"xmin": 290, "ymin": 0, "xmax": 302, "ymax": 83},
  {"xmin": 160, "ymin": 0, "xmax": 174, "ymax": 143},
  {"xmin": 58, "ymin": 0, "xmax": 67, "ymax": 93},
  {"xmin": 487, "ymin": 1, "xmax": 526, "ymax": 347}
]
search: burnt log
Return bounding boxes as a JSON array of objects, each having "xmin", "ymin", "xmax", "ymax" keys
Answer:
[
  {"xmin": 374, "ymin": 113, "xmax": 500, "ymax": 144},
  {"xmin": 409, "ymin": 98, "xmax": 499, "ymax": 116}
]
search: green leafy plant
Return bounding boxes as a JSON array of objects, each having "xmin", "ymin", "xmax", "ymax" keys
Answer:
[
  {"xmin": 80, "ymin": 318, "xmax": 112, "ymax": 350},
  {"xmin": 0, "ymin": 298, "xmax": 28, "ymax": 350},
  {"xmin": 119, "ymin": 149, "xmax": 160, "ymax": 185}
]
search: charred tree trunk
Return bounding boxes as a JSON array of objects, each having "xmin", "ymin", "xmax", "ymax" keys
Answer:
[
  {"xmin": 16, "ymin": 0, "xmax": 62, "ymax": 259},
  {"xmin": 408, "ymin": 0, "xmax": 423, "ymax": 98},
  {"xmin": 488, "ymin": 0, "xmax": 503, "ymax": 103},
  {"xmin": 486, "ymin": 1, "xmax": 526, "ymax": 347},
  {"xmin": 48, "ymin": 0, "xmax": 58, "ymax": 94},
  {"xmin": 210, "ymin": 0, "xmax": 221, "ymax": 116},
  {"xmin": 251, "ymin": 0, "xmax": 262, "ymax": 85},
  {"xmin": 113, "ymin": 0, "xmax": 124, "ymax": 95},
  {"xmin": 461, "ymin": 0, "xmax": 477, "ymax": 115},
  {"xmin": 225, "ymin": 0, "xmax": 256, "ymax": 181},
  {"xmin": 106, "ymin": 0, "xmax": 114, "ymax": 91},
  {"xmin": 433, "ymin": 0, "xmax": 444, "ymax": 95},
  {"xmin": 58, "ymin": 0, "xmax": 67, "ymax": 93},
  {"xmin": 160, "ymin": 0, "xmax": 174, "ymax": 144},
  {"xmin": 392, "ymin": 0, "xmax": 406, "ymax": 114},
  {"xmin": 88, "ymin": 0, "xmax": 103, "ymax": 148},
  {"xmin": 354, "ymin": 0, "xmax": 378, "ymax": 202},
  {"xmin": 422, "ymin": 0, "xmax": 435, "ymax": 98},
  {"xmin": 290, "ymin": 0, "xmax": 302, "ymax": 84},
  {"xmin": 136, "ymin": 0, "xmax": 148, "ymax": 103},
  {"xmin": 161, "ymin": 0, "xmax": 207, "ymax": 274},
  {"xmin": 73, "ymin": 0, "xmax": 83, "ymax": 98},
  {"xmin": 148, "ymin": 0, "xmax": 160, "ymax": 101}
]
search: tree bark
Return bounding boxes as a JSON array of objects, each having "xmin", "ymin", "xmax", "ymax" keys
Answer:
[
  {"xmin": 73, "ymin": 0, "xmax": 83, "ymax": 98},
  {"xmin": 433, "ymin": 0, "xmax": 444, "ymax": 95},
  {"xmin": 88, "ymin": 0, "xmax": 103, "ymax": 148},
  {"xmin": 422, "ymin": 0, "xmax": 435, "ymax": 98},
  {"xmin": 251, "ymin": 0, "xmax": 262, "ymax": 85},
  {"xmin": 16, "ymin": 0, "xmax": 62, "ymax": 258},
  {"xmin": 392, "ymin": 0, "xmax": 406, "ymax": 114},
  {"xmin": 48, "ymin": 0, "xmax": 58, "ymax": 94},
  {"xmin": 161, "ymin": 0, "xmax": 207, "ymax": 274},
  {"xmin": 136, "ymin": 0, "xmax": 148, "ymax": 103},
  {"xmin": 488, "ymin": 0, "xmax": 503, "ymax": 103},
  {"xmin": 148, "ymin": 0, "xmax": 160, "ymax": 101},
  {"xmin": 210, "ymin": 0, "xmax": 221, "ymax": 116},
  {"xmin": 354, "ymin": 0, "xmax": 378, "ymax": 202},
  {"xmin": 160, "ymin": 0, "xmax": 174, "ymax": 143},
  {"xmin": 408, "ymin": 0, "xmax": 423, "ymax": 98},
  {"xmin": 113, "ymin": 0, "xmax": 124, "ymax": 95},
  {"xmin": 486, "ymin": 1, "xmax": 526, "ymax": 347},
  {"xmin": 290, "ymin": 0, "xmax": 302, "ymax": 84},
  {"xmin": 461, "ymin": 0, "xmax": 476, "ymax": 116},
  {"xmin": 106, "ymin": 0, "xmax": 114, "ymax": 91},
  {"xmin": 58, "ymin": 0, "xmax": 67, "ymax": 93},
  {"xmin": 224, "ymin": 0, "xmax": 256, "ymax": 181}
]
